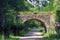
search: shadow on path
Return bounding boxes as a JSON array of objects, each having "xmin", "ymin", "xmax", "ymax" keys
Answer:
[{"xmin": 19, "ymin": 28, "xmax": 45, "ymax": 40}]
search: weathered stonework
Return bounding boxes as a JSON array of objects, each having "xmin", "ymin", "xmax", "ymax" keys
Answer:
[{"xmin": 18, "ymin": 14, "xmax": 56, "ymax": 34}]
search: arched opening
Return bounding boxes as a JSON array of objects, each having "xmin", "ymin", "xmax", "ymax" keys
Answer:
[{"xmin": 23, "ymin": 19, "xmax": 48, "ymax": 35}]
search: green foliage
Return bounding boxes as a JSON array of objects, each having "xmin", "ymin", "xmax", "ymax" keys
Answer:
[
  {"xmin": 24, "ymin": 20, "xmax": 45, "ymax": 34},
  {"xmin": 0, "ymin": 0, "xmax": 29, "ymax": 11},
  {"xmin": 24, "ymin": 20, "xmax": 42, "ymax": 28},
  {"xmin": 56, "ymin": 10, "xmax": 60, "ymax": 22},
  {"xmin": 44, "ymin": 29, "xmax": 60, "ymax": 40},
  {"xmin": 24, "ymin": 0, "xmax": 54, "ymax": 11},
  {"xmin": 54, "ymin": 0, "xmax": 60, "ymax": 11},
  {"xmin": 0, "ymin": 0, "xmax": 29, "ymax": 36}
]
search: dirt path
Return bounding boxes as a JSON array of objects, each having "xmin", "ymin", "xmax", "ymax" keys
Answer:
[{"xmin": 19, "ymin": 28, "xmax": 45, "ymax": 40}]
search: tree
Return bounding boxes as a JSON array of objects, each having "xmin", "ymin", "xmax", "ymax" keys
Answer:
[
  {"xmin": 24, "ymin": 20, "xmax": 42, "ymax": 28},
  {"xmin": 0, "ymin": 0, "xmax": 28, "ymax": 37}
]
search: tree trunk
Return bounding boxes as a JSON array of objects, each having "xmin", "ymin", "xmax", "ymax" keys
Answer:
[{"xmin": 1, "ymin": 9, "xmax": 9, "ymax": 38}]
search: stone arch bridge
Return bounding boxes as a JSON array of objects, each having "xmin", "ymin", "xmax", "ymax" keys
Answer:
[{"xmin": 17, "ymin": 14, "xmax": 56, "ymax": 34}]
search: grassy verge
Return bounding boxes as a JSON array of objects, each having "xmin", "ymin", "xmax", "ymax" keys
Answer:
[
  {"xmin": 44, "ymin": 28, "xmax": 60, "ymax": 40},
  {"xmin": 19, "ymin": 11, "xmax": 54, "ymax": 15},
  {"xmin": 0, "ymin": 34, "xmax": 19, "ymax": 40}
]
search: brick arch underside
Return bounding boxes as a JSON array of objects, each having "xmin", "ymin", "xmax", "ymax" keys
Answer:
[{"xmin": 23, "ymin": 18, "xmax": 49, "ymax": 33}]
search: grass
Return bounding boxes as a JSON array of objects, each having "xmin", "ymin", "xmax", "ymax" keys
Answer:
[
  {"xmin": 9, "ymin": 35, "xmax": 21, "ymax": 38},
  {"xmin": 0, "ymin": 35, "xmax": 4, "ymax": 40},
  {"xmin": 19, "ymin": 11, "xmax": 55, "ymax": 15},
  {"xmin": 44, "ymin": 34, "xmax": 60, "ymax": 40},
  {"xmin": 43, "ymin": 28, "xmax": 60, "ymax": 40},
  {"xmin": 0, "ymin": 34, "xmax": 19, "ymax": 40}
]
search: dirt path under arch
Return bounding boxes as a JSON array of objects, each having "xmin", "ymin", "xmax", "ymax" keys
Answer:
[{"xmin": 19, "ymin": 28, "xmax": 45, "ymax": 40}]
